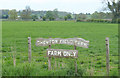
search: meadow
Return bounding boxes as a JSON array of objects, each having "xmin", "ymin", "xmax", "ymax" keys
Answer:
[{"xmin": 2, "ymin": 21, "xmax": 118, "ymax": 76}]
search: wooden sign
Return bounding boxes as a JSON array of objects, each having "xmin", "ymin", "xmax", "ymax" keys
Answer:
[
  {"xmin": 36, "ymin": 38, "xmax": 89, "ymax": 48},
  {"xmin": 35, "ymin": 37, "xmax": 89, "ymax": 71},
  {"xmin": 47, "ymin": 49, "xmax": 78, "ymax": 58}
]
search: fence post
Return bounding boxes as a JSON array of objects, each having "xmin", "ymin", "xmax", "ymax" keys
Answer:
[
  {"xmin": 28, "ymin": 37, "xmax": 31, "ymax": 63},
  {"xmin": 48, "ymin": 44, "xmax": 51, "ymax": 70},
  {"xmin": 74, "ymin": 45, "xmax": 77, "ymax": 74},
  {"xmin": 106, "ymin": 37, "xmax": 109, "ymax": 76}
]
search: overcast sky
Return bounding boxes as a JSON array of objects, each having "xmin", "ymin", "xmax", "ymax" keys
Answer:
[{"xmin": 0, "ymin": 0, "xmax": 103, "ymax": 14}]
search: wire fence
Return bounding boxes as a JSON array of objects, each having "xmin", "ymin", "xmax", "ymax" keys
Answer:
[{"xmin": 2, "ymin": 37, "xmax": 118, "ymax": 76}]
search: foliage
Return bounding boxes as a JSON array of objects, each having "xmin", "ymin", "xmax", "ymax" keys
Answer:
[
  {"xmin": 75, "ymin": 13, "xmax": 87, "ymax": 22},
  {"xmin": 63, "ymin": 14, "xmax": 72, "ymax": 21},
  {"xmin": 20, "ymin": 6, "xmax": 32, "ymax": 20},
  {"xmin": 53, "ymin": 8, "xmax": 59, "ymax": 18},
  {"xmin": 117, "ymin": 19, "xmax": 120, "ymax": 23},
  {"xmin": 2, "ymin": 8, "xmax": 115, "ymax": 21},
  {"xmin": 64, "ymin": 16, "xmax": 67, "ymax": 21},
  {"xmin": 87, "ymin": 19, "xmax": 112, "ymax": 23},
  {"xmin": 49, "ymin": 17, "xmax": 55, "ymax": 21},
  {"xmin": 66, "ymin": 61, "xmax": 86, "ymax": 76},
  {"xmin": 91, "ymin": 11, "xmax": 113, "ymax": 19},
  {"xmin": 78, "ymin": 14, "xmax": 86, "ymax": 20},
  {"xmin": 42, "ymin": 16, "xmax": 46, "ymax": 21},
  {"xmin": 8, "ymin": 9, "xmax": 18, "ymax": 20},
  {"xmin": 46, "ymin": 11, "xmax": 55, "ymax": 21},
  {"xmin": 32, "ymin": 14, "xmax": 38, "ymax": 21},
  {"xmin": 103, "ymin": 0, "xmax": 120, "ymax": 22},
  {"xmin": 66, "ymin": 14, "xmax": 72, "ymax": 19}
]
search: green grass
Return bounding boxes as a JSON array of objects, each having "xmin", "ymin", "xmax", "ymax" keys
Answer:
[{"xmin": 2, "ymin": 21, "xmax": 118, "ymax": 76}]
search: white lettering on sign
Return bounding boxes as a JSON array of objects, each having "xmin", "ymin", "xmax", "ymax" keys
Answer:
[
  {"xmin": 36, "ymin": 38, "xmax": 89, "ymax": 48},
  {"xmin": 47, "ymin": 49, "xmax": 78, "ymax": 58}
]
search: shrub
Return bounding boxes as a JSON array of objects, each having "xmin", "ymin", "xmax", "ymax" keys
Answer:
[
  {"xmin": 76, "ymin": 19, "xmax": 82, "ymax": 22},
  {"xmin": 42, "ymin": 16, "xmax": 46, "ymax": 21},
  {"xmin": 101, "ymin": 63, "xmax": 106, "ymax": 67},
  {"xmin": 51, "ymin": 17, "xmax": 55, "ymax": 21},
  {"xmin": 48, "ymin": 17, "xmax": 55, "ymax": 21},
  {"xmin": 116, "ymin": 19, "xmax": 120, "ymax": 23},
  {"xmin": 113, "ymin": 60, "xmax": 118, "ymax": 64},
  {"xmin": 96, "ymin": 57, "xmax": 101, "ymax": 61},
  {"xmin": 66, "ymin": 61, "xmax": 86, "ymax": 76},
  {"xmin": 66, "ymin": 66, "xmax": 86, "ymax": 76},
  {"xmin": 33, "ymin": 19, "xmax": 36, "ymax": 21},
  {"xmin": 86, "ymin": 19, "xmax": 112, "ymax": 23},
  {"xmin": 42, "ymin": 63, "xmax": 48, "ymax": 69},
  {"xmin": 2, "ymin": 62, "xmax": 33, "ymax": 76},
  {"xmin": 96, "ymin": 61, "xmax": 102, "ymax": 64},
  {"xmin": 64, "ymin": 16, "xmax": 67, "ymax": 21},
  {"xmin": 109, "ymin": 68, "xmax": 118, "ymax": 76}
]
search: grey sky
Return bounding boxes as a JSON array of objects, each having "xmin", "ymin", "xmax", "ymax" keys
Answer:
[{"xmin": 0, "ymin": 0, "xmax": 103, "ymax": 13}]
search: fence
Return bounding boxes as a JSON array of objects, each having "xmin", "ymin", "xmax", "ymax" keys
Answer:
[{"xmin": 2, "ymin": 37, "xmax": 118, "ymax": 76}]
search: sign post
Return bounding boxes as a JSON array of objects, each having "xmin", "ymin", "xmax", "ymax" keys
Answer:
[
  {"xmin": 46, "ymin": 49, "xmax": 78, "ymax": 72},
  {"xmin": 36, "ymin": 38, "xmax": 89, "ymax": 71}
]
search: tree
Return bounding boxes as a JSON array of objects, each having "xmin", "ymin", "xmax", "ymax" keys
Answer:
[
  {"xmin": 78, "ymin": 14, "xmax": 87, "ymax": 20},
  {"xmin": 20, "ymin": 6, "xmax": 32, "ymax": 20},
  {"xmin": 32, "ymin": 14, "xmax": 38, "ymax": 21},
  {"xmin": 8, "ymin": 9, "xmax": 17, "ymax": 20},
  {"xmin": 53, "ymin": 8, "xmax": 58, "ymax": 19},
  {"xmin": 66, "ymin": 14, "xmax": 72, "ymax": 19},
  {"xmin": 75, "ymin": 14, "xmax": 87, "ymax": 22},
  {"xmin": 102, "ymin": 0, "xmax": 120, "ymax": 22},
  {"xmin": 42, "ymin": 16, "xmax": 46, "ymax": 21},
  {"xmin": 46, "ymin": 11, "xmax": 54, "ymax": 21},
  {"xmin": 64, "ymin": 16, "xmax": 67, "ymax": 21},
  {"xmin": 91, "ymin": 11, "xmax": 112, "ymax": 19}
]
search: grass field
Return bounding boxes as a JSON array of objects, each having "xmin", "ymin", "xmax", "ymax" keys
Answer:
[{"xmin": 2, "ymin": 21, "xmax": 118, "ymax": 76}]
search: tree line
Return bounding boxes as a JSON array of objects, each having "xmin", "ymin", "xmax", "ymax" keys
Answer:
[
  {"xmin": 1, "ymin": 0, "xmax": 120, "ymax": 23},
  {"xmin": 1, "ymin": 8, "xmax": 112, "ymax": 21},
  {"xmin": 1, "ymin": 6, "xmax": 73, "ymax": 21}
]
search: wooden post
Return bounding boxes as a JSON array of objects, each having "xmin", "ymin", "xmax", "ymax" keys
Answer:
[
  {"xmin": 106, "ymin": 37, "xmax": 109, "ymax": 76},
  {"xmin": 28, "ymin": 37, "xmax": 31, "ymax": 63},
  {"xmin": 48, "ymin": 44, "xmax": 51, "ymax": 70},
  {"xmin": 74, "ymin": 45, "xmax": 77, "ymax": 74}
]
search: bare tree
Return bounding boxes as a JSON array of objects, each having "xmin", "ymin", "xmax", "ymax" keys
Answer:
[
  {"xmin": 8, "ymin": 9, "xmax": 18, "ymax": 20},
  {"xmin": 20, "ymin": 6, "xmax": 32, "ymax": 20},
  {"xmin": 102, "ymin": 0, "xmax": 120, "ymax": 22}
]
